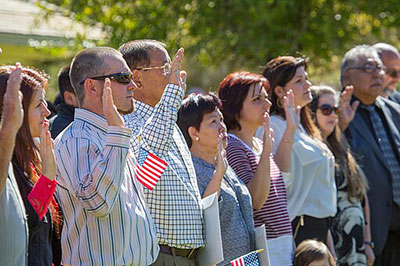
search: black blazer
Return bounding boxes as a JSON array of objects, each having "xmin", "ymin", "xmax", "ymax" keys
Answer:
[
  {"xmin": 345, "ymin": 96, "xmax": 400, "ymax": 255},
  {"xmin": 389, "ymin": 90, "xmax": 400, "ymax": 105}
]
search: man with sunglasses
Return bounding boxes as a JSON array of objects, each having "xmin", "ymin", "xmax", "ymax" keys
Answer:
[
  {"xmin": 341, "ymin": 44, "xmax": 400, "ymax": 266},
  {"xmin": 373, "ymin": 43, "xmax": 400, "ymax": 105},
  {"xmin": 54, "ymin": 47, "xmax": 159, "ymax": 266},
  {"xmin": 119, "ymin": 40, "xmax": 203, "ymax": 266}
]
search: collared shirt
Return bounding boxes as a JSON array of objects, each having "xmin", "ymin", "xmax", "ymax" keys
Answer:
[
  {"xmin": 55, "ymin": 108, "xmax": 159, "ymax": 266},
  {"xmin": 124, "ymin": 84, "xmax": 204, "ymax": 249},
  {"xmin": 258, "ymin": 115, "xmax": 336, "ymax": 220}
]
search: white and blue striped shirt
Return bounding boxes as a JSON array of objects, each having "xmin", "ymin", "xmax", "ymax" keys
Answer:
[{"xmin": 54, "ymin": 109, "xmax": 159, "ymax": 266}]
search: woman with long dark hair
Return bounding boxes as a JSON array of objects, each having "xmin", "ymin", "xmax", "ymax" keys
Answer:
[
  {"xmin": 257, "ymin": 56, "xmax": 336, "ymax": 246},
  {"xmin": 309, "ymin": 85, "xmax": 374, "ymax": 266},
  {"xmin": 0, "ymin": 66, "xmax": 62, "ymax": 266}
]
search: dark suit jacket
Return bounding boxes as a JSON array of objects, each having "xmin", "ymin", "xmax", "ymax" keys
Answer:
[
  {"xmin": 345, "ymin": 96, "xmax": 400, "ymax": 255},
  {"xmin": 389, "ymin": 90, "xmax": 400, "ymax": 105},
  {"xmin": 49, "ymin": 103, "xmax": 75, "ymax": 139}
]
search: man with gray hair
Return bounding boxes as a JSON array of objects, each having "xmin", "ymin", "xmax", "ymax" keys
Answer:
[
  {"xmin": 119, "ymin": 40, "xmax": 203, "ymax": 266},
  {"xmin": 341, "ymin": 44, "xmax": 400, "ymax": 266},
  {"xmin": 373, "ymin": 43, "xmax": 400, "ymax": 104}
]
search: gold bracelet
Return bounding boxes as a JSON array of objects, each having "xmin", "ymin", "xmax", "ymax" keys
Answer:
[{"xmin": 282, "ymin": 138, "xmax": 294, "ymax": 144}]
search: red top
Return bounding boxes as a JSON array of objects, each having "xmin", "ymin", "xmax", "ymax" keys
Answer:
[{"xmin": 27, "ymin": 174, "xmax": 57, "ymax": 220}]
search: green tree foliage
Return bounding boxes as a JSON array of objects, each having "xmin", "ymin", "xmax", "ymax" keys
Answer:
[{"xmin": 40, "ymin": 0, "xmax": 400, "ymax": 87}]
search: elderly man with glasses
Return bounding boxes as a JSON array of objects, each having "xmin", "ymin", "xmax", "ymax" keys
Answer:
[
  {"xmin": 341, "ymin": 44, "xmax": 400, "ymax": 266},
  {"xmin": 119, "ymin": 40, "xmax": 204, "ymax": 266},
  {"xmin": 373, "ymin": 43, "xmax": 400, "ymax": 105}
]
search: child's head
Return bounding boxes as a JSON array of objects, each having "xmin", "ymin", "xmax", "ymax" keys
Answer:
[{"xmin": 294, "ymin": 240, "xmax": 336, "ymax": 266}]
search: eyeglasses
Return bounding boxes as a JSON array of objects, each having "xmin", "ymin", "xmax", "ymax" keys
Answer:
[
  {"xmin": 80, "ymin": 72, "xmax": 133, "ymax": 85},
  {"xmin": 132, "ymin": 63, "xmax": 171, "ymax": 75},
  {"xmin": 347, "ymin": 64, "xmax": 386, "ymax": 74},
  {"xmin": 387, "ymin": 69, "xmax": 400, "ymax": 78},
  {"xmin": 318, "ymin": 104, "xmax": 339, "ymax": 116}
]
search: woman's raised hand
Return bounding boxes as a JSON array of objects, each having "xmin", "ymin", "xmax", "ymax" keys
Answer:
[
  {"xmin": 39, "ymin": 121, "xmax": 56, "ymax": 180},
  {"xmin": 262, "ymin": 113, "xmax": 274, "ymax": 154},
  {"xmin": 283, "ymin": 89, "xmax": 301, "ymax": 131},
  {"xmin": 215, "ymin": 133, "xmax": 228, "ymax": 176}
]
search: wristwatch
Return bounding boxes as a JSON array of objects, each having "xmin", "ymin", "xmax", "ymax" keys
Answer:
[{"xmin": 364, "ymin": 241, "xmax": 375, "ymax": 249}]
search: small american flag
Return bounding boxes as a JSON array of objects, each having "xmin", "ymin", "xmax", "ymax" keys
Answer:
[
  {"xmin": 231, "ymin": 250, "xmax": 261, "ymax": 266},
  {"xmin": 135, "ymin": 147, "xmax": 167, "ymax": 190}
]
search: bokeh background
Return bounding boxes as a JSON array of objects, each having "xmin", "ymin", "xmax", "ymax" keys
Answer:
[{"xmin": 2, "ymin": 0, "xmax": 400, "ymax": 100}]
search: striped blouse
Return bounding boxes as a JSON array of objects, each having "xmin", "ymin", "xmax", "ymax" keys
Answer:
[
  {"xmin": 54, "ymin": 109, "xmax": 159, "ymax": 266},
  {"xmin": 226, "ymin": 134, "xmax": 292, "ymax": 239}
]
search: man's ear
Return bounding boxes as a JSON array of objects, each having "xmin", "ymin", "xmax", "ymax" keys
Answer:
[
  {"xmin": 274, "ymin": 85, "xmax": 285, "ymax": 98},
  {"xmin": 342, "ymin": 70, "xmax": 351, "ymax": 86},
  {"xmin": 132, "ymin": 70, "xmax": 142, "ymax": 89},
  {"xmin": 83, "ymin": 79, "xmax": 101, "ymax": 99},
  {"xmin": 63, "ymin": 91, "xmax": 79, "ymax": 107},
  {"xmin": 188, "ymin": 126, "xmax": 199, "ymax": 142}
]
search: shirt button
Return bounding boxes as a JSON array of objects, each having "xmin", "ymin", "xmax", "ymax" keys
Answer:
[{"xmin": 47, "ymin": 184, "xmax": 52, "ymax": 189}]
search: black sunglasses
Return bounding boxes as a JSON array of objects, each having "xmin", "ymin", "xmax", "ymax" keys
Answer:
[
  {"xmin": 80, "ymin": 72, "xmax": 133, "ymax": 85},
  {"xmin": 318, "ymin": 104, "xmax": 339, "ymax": 116},
  {"xmin": 387, "ymin": 69, "xmax": 400, "ymax": 79}
]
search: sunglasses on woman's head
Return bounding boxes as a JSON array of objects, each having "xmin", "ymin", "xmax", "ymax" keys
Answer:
[
  {"xmin": 317, "ymin": 104, "xmax": 339, "ymax": 116},
  {"xmin": 79, "ymin": 72, "xmax": 133, "ymax": 85}
]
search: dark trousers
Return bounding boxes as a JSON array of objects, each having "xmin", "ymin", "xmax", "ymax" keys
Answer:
[
  {"xmin": 151, "ymin": 252, "xmax": 196, "ymax": 266},
  {"xmin": 374, "ymin": 203, "xmax": 400, "ymax": 266},
  {"xmin": 292, "ymin": 215, "xmax": 330, "ymax": 245}
]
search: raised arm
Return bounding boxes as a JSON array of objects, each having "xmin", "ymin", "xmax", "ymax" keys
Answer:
[
  {"xmin": 338, "ymin": 85, "xmax": 359, "ymax": 131},
  {"xmin": 55, "ymin": 79, "xmax": 131, "ymax": 218},
  {"xmin": 228, "ymin": 115, "xmax": 272, "ymax": 210},
  {"xmin": 127, "ymin": 48, "xmax": 186, "ymax": 156},
  {"xmin": 272, "ymin": 90, "xmax": 300, "ymax": 172},
  {"xmin": 0, "ymin": 64, "xmax": 23, "ymax": 194},
  {"xmin": 201, "ymin": 134, "xmax": 228, "ymax": 198}
]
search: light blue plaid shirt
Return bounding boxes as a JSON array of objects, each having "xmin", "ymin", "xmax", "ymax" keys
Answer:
[{"xmin": 124, "ymin": 84, "xmax": 204, "ymax": 249}]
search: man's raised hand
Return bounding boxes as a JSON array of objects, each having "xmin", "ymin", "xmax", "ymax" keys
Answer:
[
  {"xmin": 102, "ymin": 78, "xmax": 125, "ymax": 127},
  {"xmin": 338, "ymin": 85, "xmax": 359, "ymax": 131},
  {"xmin": 168, "ymin": 48, "xmax": 186, "ymax": 90}
]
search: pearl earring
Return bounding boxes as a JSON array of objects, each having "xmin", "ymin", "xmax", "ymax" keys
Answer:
[{"xmin": 195, "ymin": 137, "xmax": 199, "ymax": 141}]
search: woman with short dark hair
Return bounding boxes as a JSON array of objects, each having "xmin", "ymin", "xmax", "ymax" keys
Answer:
[
  {"xmin": 177, "ymin": 93, "xmax": 255, "ymax": 265},
  {"xmin": 218, "ymin": 72, "xmax": 293, "ymax": 265}
]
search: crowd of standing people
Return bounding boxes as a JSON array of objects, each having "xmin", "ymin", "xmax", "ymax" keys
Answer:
[{"xmin": 0, "ymin": 40, "xmax": 399, "ymax": 266}]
